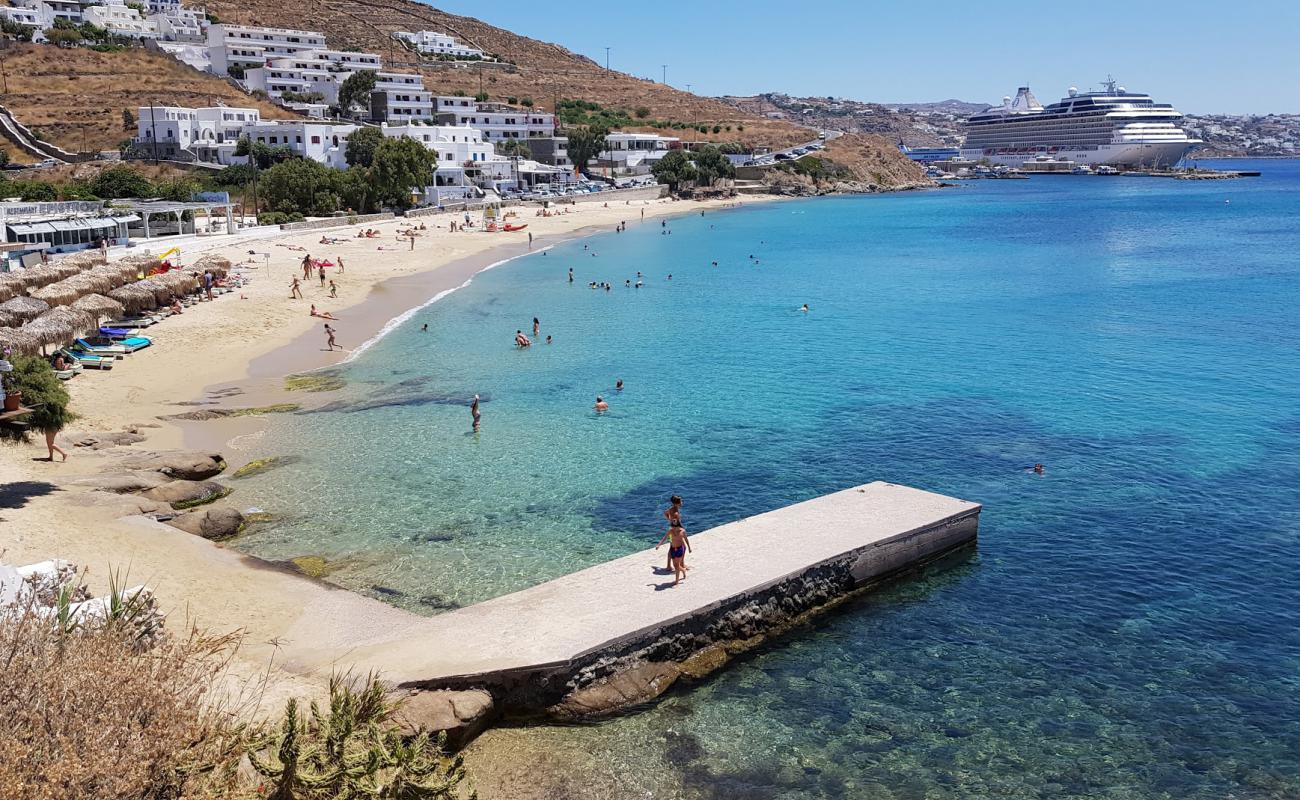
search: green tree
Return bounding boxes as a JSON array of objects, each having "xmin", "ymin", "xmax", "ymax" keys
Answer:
[
  {"xmin": 496, "ymin": 139, "xmax": 532, "ymax": 159},
  {"xmin": 337, "ymin": 70, "xmax": 378, "ymax": 117},
  {"xmin": 0, "ymin": 356, "xmax": 73, "ymax": 445},
  {"xmin": 44, "ymin": 26, "xmax": 83, "ymax": 46},
  {"xmin": 650, "ymin": 149, "xmax": 698, "ymax": 192},
  {"xmin": 92, "ymin": 165, "xmax": 153, "ymax": 198},
  {"xmin": 692, "ymin": 145, "xmax": 735, "ymax": 186},
  {"xmin": 370, "ymin": 136, "xmax": 435, "ymax": 208},
  {"xmin": 345, "ymin": 125, "xmax": 383, "ymax": 168},
  {"xmin": 0, "ymin": 150, "xmax": 8, "ymax": 168},
  {"xmin": 235, "ymin": 136, "xmax": 292, "ymax": 169},
  {"xmin": 259, "ymin": 158, "xmax": 340, "ymax": 215},
  {"xmin": 564, "ymin": 124, "xmax": 608, "ymax": 176},
  {"xmin": 474, "ymin": 91, "xmax": 489, "ymax": 102},
  {"xmin": 121, "ymin": 108, "xmax": 135, "ymax": 130},
  {"xmin": 634, "ymin": 106, "xmax": 650, "ymax": 119},
  {"xmin": 154, "ymin": 177, "xmax": 201, "ymax": 202},
  {"xmin": 334, "ymin": 166, "xmax": 375, "ymax": 213},
  {"xmin": 0, "ymin": 17, "xmax": 36, "ymax": 40},
  {"xmin": 14, "ymin": 181, "xmax": 58, "ymax": 201}
]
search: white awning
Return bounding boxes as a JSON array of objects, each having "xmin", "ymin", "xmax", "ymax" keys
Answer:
[
  {"xmin": 7, "ymin": 222, "xmax": 58, "ymax": 235},
  {"xmin": 48, "ymin": 220, "xmax": 81, "ymax": 232},
  {"xmin": 112, "ymin": 214, "xmax": 142, "ymax": 223}
]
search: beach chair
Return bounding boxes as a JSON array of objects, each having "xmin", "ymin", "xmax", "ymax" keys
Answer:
[
  {"xmin": 96, "ymin": 328, "xmax": 153, "ymax": 351},
  {"xmin": 72, "ymin": 338, "xmax": 130, "ymax": 357},
  {"xmin": 60, "ymin": 349, "xmax": 114, "ymax": 370},
  {"xmin": 104, "ymin": 316, "xmax": 157, "ymax": 328}
]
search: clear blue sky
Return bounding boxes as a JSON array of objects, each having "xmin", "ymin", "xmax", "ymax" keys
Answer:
[{"xmin": 430, "ymin": 0, "xmax": 1298, "ymax": 114}]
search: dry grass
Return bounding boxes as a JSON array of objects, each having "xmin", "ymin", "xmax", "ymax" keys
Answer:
[
  {"xmin": 0, "ymin": 601, "xmax": 255, "ymax": 800},
  {"xmin": 819, "ymin": 132, "xmax": 930, "ymax": 186},
  {"xmin": 0, "ymin": 44, "xmax": 297, "ymax": 154}
]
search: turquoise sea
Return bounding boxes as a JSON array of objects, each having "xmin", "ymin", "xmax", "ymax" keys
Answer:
[{"xmin": 236, "ymin": 161, "xmax": 1300, "ymax": 798}]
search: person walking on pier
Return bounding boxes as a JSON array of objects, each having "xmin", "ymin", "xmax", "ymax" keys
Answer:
[
  {"xmin": 656, "ymin": 520, "xmax": 691, "ymax": 586},
  {"xmin": 663, "ymin": 495, "xmax": 683, "ymax": 571}
]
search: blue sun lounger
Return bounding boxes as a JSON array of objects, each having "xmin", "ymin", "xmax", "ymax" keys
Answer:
[
  {"xmin": 60, "ymin": 348, "xmax": 114, "ymax": 370},
  {"xmin": 96, "ymin": 327, "xmax": 153, "ymax": 351},
  {"xmin": 73, "ymin": 338, "xmax": 129, "ymax": 357}
]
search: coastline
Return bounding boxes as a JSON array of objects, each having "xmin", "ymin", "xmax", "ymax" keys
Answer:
[{"xmin": 0, "ymin": 193, "xmax": 780, "ymax": 717}]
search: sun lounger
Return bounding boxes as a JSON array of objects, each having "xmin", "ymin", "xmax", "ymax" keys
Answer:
[
  {"xmin": 60, "ymin": 349, "xmax": 114, "ymax": 369},
  {"xmin": 104, "ymin": 317, "xmax": 157, "ymax": 328},
  {"xmin": 87, "ymin": 333, "xmax": 151, "ymax": 352},
  {"xmin": 73, "ymin": 338, "xmax": 130, "ymax": 357}
]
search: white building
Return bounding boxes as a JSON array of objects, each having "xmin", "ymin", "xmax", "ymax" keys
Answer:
[
  {"xmin": 133, "ymin": 105, "xmax": 261, "ymax": 164},
  {"xmin": 154, "ymin": 41, "xmax": 210, "ymax": 71},
  {"xmin": 595, "ymin": 132, "xmax": 680, "ymax": 174},
  {"xmin": 240, "ymin": 120, "xmax": 358, "ymax": 169},
  {"xmin": 394, "ymin": 30, "xmax": 484, "ymax": 59},
  {"xmin": 206, "ymin": 23, "xmax": 326, "ymax": 76},
  {"xmin": 150, "ymin": 6, "xmax": 205, "ymax": 42},
  {"xmin": 0, "ymin": 2, "xmax": 51, "ymax": 30},
  {"xmin": 452, "ymin": 104, "xmax": 557, "ymax": 143},
  {"xmin": 83, "ymin": 0, "xmax": 159, "ymax": 38},
  {"xmin": 369, "ymin": 72, "xmax": 433, "ymax": 121}
]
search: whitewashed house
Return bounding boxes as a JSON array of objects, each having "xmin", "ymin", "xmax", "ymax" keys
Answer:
[
  {"xmin": 133, "ymin": 105, "xmax": 261, "ymax": 164},
  {"xmin": 206, "ymin": 23, "xmax": 326, "ymax": 76},
  {"xmin": 594, "ymin": 132, "xmax": 680, "ymax": 175},
  {"xmin": 394, "ymin": 30, "xmax": 484, "ymax": 59},
  {"xmin": 83, "ymin": 0, "xmax": 159, "ymax": 38},
  {"xmin": 239, "ymin": 120, "xmax": 358, "ymax": 169}
]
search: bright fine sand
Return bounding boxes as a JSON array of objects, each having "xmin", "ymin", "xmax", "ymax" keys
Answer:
[{"xmin": 0, "ymin": 195, "xmax": 773, "ymax": 710}]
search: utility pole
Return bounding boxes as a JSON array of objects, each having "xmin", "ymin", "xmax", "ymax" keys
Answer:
[
  {"xmin": 604, "ymin": 47, "xmax": 610, "ymax": 71},
  {"xmin": 148, "ymin": 101, "xmax": 159, "ymax": 164},
  {"xmin": 477, "ymin": 62, "xmax": 483, "ymax": 98},
  {"xmin": 661, "ymin": 64, "xmax": 667, "ymax": 85}
]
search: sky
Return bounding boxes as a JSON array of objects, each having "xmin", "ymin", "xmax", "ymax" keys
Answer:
[{"xmin": 431, "ymin": 0, "xmax": 1299, "ymax": 115}]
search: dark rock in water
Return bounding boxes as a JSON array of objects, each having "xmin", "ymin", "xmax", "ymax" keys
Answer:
[
  {"xmin": 231, "ymin": 456, "xmax": 301, "ymax": 479},
  {"xmin": 391, "ymin": 376, "xmax": 431, "ymax": 390},
  {"xmin": 302, "ymin": 389, "xmax": 488, "ymax": 415},
  {"xmin": 165, "ymin": 409, "xmax": 233, "ymax": 421},
  {"xmin": 418, "ymin": 594, "xmax": 460, "ymax": 611},
  {"xmin": 548, "ymin": 662, "xmax": 683, "ymax": 719},
  {"xmin": 370, "ymin": 585, "xmax": 405, "ymax": 598},
  {"xmin": 416, "ymin": 532, "xmax": 455, "ymax": 543},
  {"xmin": 944, "ymin": 727, "xmax": 973, "ymax": 738}
]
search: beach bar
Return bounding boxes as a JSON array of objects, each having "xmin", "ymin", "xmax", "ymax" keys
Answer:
[{"xmin": 283, "ymin": 481, "xmax": 980, "ymax": 719}]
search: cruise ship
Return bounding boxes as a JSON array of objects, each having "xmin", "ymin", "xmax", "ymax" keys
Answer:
[{"xmin": 960, "ymin": 78, "xmax": 1200, "ymax": 168}]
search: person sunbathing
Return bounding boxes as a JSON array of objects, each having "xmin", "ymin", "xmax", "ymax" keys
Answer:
[{"xmin": 310, "ymin": 305, "xmax": 337, "ymax": 320}]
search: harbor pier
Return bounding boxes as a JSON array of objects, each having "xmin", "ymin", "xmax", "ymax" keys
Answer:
[{"xmin": 283, "ymin": 481, "xmax": 980, "ymax": 721}]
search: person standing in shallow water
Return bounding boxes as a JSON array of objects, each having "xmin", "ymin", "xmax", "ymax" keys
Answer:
[
  {"xmin": 533, "ymin": 317, "xmax": 540, "ymax": 336},
  {"xmin": 471, "ymin": 394, "xmax": 481, "ymax": 431}
]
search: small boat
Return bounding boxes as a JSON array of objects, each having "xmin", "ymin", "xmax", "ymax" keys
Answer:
[{"xmin": 503, "ymin": 224, "xmax": 528, "ymax": 232}]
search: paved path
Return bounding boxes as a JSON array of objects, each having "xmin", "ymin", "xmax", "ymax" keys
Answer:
[{"xmin": 282, "ymin": 482, "xmax": 980, "ymax": 685}]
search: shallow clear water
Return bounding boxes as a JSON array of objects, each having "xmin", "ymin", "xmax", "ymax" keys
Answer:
[{"xmin": 237, "ymin": 161, "xmax": 1300, "ymax": 798}]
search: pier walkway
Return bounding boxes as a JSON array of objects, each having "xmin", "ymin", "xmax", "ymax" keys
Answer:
[{"xmin": 283, "ymin": 481, "xmax": 980, "ymax": 709}]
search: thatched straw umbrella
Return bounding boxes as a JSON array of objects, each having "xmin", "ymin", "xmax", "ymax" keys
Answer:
[
  {"xmin": 48, "ymin": 261, "xmax": 85, "ymax": 281},
  {"xmin": 0, "ymin": 276, "xmax": 23, "ymax": 304},
  {"xmin": 5, "ymin": 265, "xmax": 63, "ymax": 292},
  {"xmin": 0, "ymin": 296, "xmax": 52, "ymax": 325},
  {"xmin": 121, "ymin": 255, "xmax": 162, "ymax": 278},
  {"xmin": 91, "ymin": 261, "xmax": 140, "ymax": 286},
  {"xmin": 20, "ymin": 315, "xmax": 77, "ymax": 350},
  {"xmin": 107, "ymin": 284, "xmax": 159, "ymax": 316},
  {"xmin": 156, "ymin": 271, "xmax": 199, "ymax": 296},
  {"xmin": 71, "ymin": 293, "xmax": 126, "ymax": 321},
  {"xmin": 0, "ymin": 308, "xmax": 20, "ymax": 328},
  {"xmin": 0, "ymin": 327, "xmax": 42, "ymax": 357},
  {"xmin": 66, "ymin": 272, "xmax": 115, "ymax": 296},
  {"xmin": 136, "ymin": 278, "xmax": 174, "ymax": 305},
  {"xmin": 193, "ymin": 255, "xmax": 233, "ymax": 278},
  {"xmin": 30, "ymin": 281, "xmax": 81, "ymax": 308},
  {"xmin": 39, "ymin": 306, "xmax": 97, "ymax": 337}
]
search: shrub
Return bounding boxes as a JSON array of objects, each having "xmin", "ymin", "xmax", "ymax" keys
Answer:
[
  {"xmin": 0, "ymin": 355, "xmax": 71, "ymax": 438},
  {"xmin": 0, "ymin": 599, "xmax": 252, "ymax": 799},
  {"xmin": 258, "ymin": 211, "xmax": 305, "ymax": 225},
  {"xmin": 635, "ymin": 106, "xmax": 650, "ymax": 119}
]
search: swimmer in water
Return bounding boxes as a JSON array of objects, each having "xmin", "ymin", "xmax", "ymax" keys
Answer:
[
  {"xmin": 801, "ymin": 304, "xmax": 809, "ymax": 312},
  {"xmin": 616, "ymin": 379, "xmax": 624, "ymax": 391},
  {"xmin": 594, "ymin": 396, "xmax": 609, "ymax": 412},
  {"xmin": 471, "ymin": 394, "xmax": 481, "ymax": 430},
  {"xmin": 1033, "ymin": 463, "xmax": 1045, "ymax": 475}
]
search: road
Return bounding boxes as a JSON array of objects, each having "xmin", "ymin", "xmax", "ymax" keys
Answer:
[{"xmin": 744, "ymin": 129, "xmax": 842, "ymax": 166}]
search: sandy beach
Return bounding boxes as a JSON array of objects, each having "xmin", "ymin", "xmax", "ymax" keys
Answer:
[{"xmin": 0, "ymin": 194, "xmax": 774, "ymax": 714}]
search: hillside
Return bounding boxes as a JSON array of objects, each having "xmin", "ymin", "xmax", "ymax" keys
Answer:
[
  {"xmin": 0, "ymin": 44, "xmax": 298, "ymax": 155},
  {"xmin": 198, "ymin": 0, "xmax": 811, "ymax": 150}
]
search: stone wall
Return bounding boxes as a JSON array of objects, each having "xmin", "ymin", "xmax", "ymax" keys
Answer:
[{"xmin": 278, "ymin": 212, "xmax": 395, "ymax": 232}]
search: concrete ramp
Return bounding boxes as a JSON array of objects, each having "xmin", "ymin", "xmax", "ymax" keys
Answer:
[{"xmin": 285, "ymin": 481, "xmax": 979, "ymax": 713}]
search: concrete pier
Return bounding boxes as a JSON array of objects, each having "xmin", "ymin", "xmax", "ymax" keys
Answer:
[{"xmin": 284, "ymin": 481, "xmax": 979, "ymax": 717}]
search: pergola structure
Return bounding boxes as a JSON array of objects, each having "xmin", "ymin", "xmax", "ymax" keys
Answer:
[{"xmin": 112, "ymin": 199, "xmax": 238, "ymax": 240}]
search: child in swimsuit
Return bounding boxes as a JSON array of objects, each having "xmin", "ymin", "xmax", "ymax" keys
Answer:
[{"xmin": 656, "ymin": 521, "xmax": 691, "ymax": 586}]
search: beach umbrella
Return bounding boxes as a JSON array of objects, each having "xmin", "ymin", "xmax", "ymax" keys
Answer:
[
  {"xmin": 156, "ymin": 271, "xmax": 199, "ymax": 295},
  {"xmin": 38, "ymin": 306, "xmax": 97, "ymax": 336},
  {"xmin": 0, "ymin": 327, "xmax": 41, "ymax": 357},
  {"xmin": 107, "ymin": 284, "xmax": 159, "ymax": 316},
  {"xmin": 30, "ymin": 281, "xmax": 81, "ymax": 308},
  {"xmin": 0, "ymin": 308, "xmax": 20, "ymax": 328},
  {"xmin": 20, "ymin": 315, "xmax": 77, "ymax": 349},
  {"xmin": 0, "ymin": 296, "xmax": 52, "ymax": 325},
  {"xmin": 71, "ymin": 293, "xmax": 125, "ymax": 321},
  {"xmin": 0, "ymin": 276, "xmax": 24, "ymax": 304},
  {"xmin": 65, "ymin": 272, "xmax": 115, "ymax": 296},
  {"xmin": 6, "ymin": 265, "xmax": 63, "ymax": 291},
  {"xmin": 91, "ymin": 261, "xmax": 141, "ymax": 286}
]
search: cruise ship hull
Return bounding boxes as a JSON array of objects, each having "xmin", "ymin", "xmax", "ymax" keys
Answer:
[{"xmin": 959, "ymin": 141, "xmax": 1193, "ymax": 168}]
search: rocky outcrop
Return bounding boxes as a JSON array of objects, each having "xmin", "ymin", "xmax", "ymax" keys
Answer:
[
  {"xmin": 142, "ymin": 479, "xmax": 230, "ymax": 510},
  {"xmin": 166, "ymin": 506, "xmax": 245, "ymax": 540},
  {"xmin": 118, "ymin": 450, "xmax": 227, "ymax": 480},
  {"xmin": 547, "ymin": 662, "xmax": 682, "ymax": 720},
  {"xmin": 70, "ymin": 431, "xmax": 149, "ymax": 450},
  {"xmin": 395, "ymin": 690, "xmax": 496, "ymax": 748},
  {"xmin": 75, "ymin": 471, "xmax": 173, "ymax": 494}
]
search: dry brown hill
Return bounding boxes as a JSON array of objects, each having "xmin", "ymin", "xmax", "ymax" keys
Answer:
[
  {"xmin": 198, "ymin": 0, "xmax": 813, "ymax": 150},
  {"xmin": 0, "ymin": 44, "xmax": 297, "ymax": 155}
]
